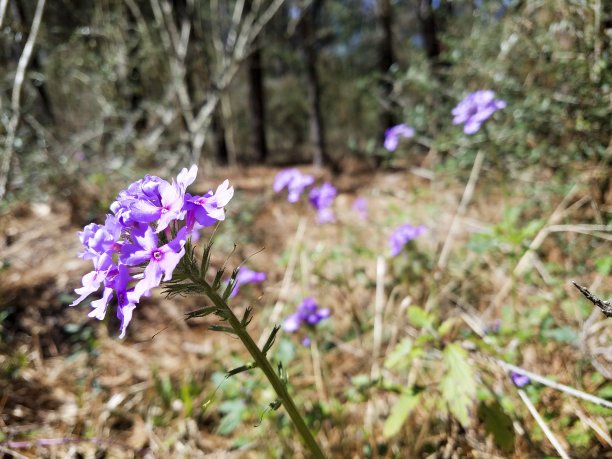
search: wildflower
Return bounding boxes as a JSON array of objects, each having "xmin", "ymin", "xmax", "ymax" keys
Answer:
[
  {"xmin": 389, "ymin": 223, "xmax": 426, "ymax": 257},
  {"xmin": 273, "ymin": 168, "xmax": 315, "ymax": 203},
  {"xmin": 486, "ymin": 318, "xmax": 501, "ymax": 334},
  {"xmin": 353, "ymin": 197, "xmax": 368, "ymax": 219},
  {"xmin": 229, "ymin": 267, "xmax": 267, "ymax": 298},
  {"xmin": 309, "ymin": 182, "xmax": 337, "ymax": 223},
  {"xmin": 185, "ymin": 179, "xmax": 234, "ymax": 229},
  {"xmin": 451, "ymin": 90, "xmax": 506, "ymax": 134},
  {"xmin": 384, "ymin": 123, "xmax": 415, "ymax": 152},
  {"xmin": 70, "ymin": 165, "xmax": 233, "ymax": 338},
  {"xmin": 282, "ymin": 298, "xmax": 330, "ymax": 333},
  {"xmin": 511, "ymin": 371, "xmax": 530, "ymax": 387},
  {"xmin": 121, "ymin": 225, "xmax": 187, "ymax": 298}
]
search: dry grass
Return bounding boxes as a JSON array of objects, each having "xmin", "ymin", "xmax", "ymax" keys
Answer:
[{"xmin": 1, "ymin": 163, "xmax": 610, "ymax": 458}]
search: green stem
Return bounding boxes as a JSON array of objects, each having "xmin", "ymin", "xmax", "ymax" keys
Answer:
[{"xmin": 205, "ymin": 288, "xmax": 325, "ymax": 458}]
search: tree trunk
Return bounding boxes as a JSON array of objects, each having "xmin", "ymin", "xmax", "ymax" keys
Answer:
[
  {"xmin": 246, "ymin": 37, "xmax": 269, "ymax": 163},
  {"xmin": 417, "ymin": 0, "xmax": 440, "ymax": 62},
  {"xmin": 376, "ymin": 0, "xmax": 395, "ymax": 163},
  {"xmin": 302, "ymin": 0, "xmax": 326, "ymax": 170}
]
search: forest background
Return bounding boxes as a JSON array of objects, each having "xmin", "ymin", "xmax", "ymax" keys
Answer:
[{"xmin": 1, "ymin": 0, "xmax": 612, "ymax": 457}]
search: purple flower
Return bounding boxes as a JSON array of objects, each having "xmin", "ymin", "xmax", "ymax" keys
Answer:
[
  {"xmin": 229, "ymin": 267, "xmax": 267, "ymax": 298},
  {"xmin": 70, "ymin": 165, "xmax": 230, "ymax": 338},
  {"xmin": 273, "ymin": 169, "xmax": 315, "ymax": 203},
  {"xmin": 389, "ymin": 223, "xmax": 426, "ymax": 257},
  {"xmin": 122, "ymin": 225, "xmax": 187, "ymax": 298},
  {"xmin": 511, "ymin": 371, "xmax": 530, "ymax": 387},
  {"xmin": 353, "ymin": 197, "xmax": 368, "ymax": 219},
  {"xmin": 309, "ymin": 182, "xmax": 337, "ymax": 209},
  {"xmin": 315, "ymin": 207, "xmax": 336, "ymax": 224},
  {"xmin": 452, "ymin": 90, "xmax": 506, "ymax": 134},
  {"xmin": 309, "ymin": 182, "xmax": 337, "ymax": 224},
  {"xmin": 282, "ymin": 298, "xmax": 330, "ymax": 333},
  {"xmin": 485, "ymin": 318, "xmax": 501, "ymax": 334},
  {"xmin": 77, "ymin": 215, "xmax": 123, "ymax": 261},
  {"xmin": 384, "ymin": 123, "xmax": 415, "ymax": 152},
  {"xmin": 70, "ymin": 252, "xmax": 117, "ymax": 308},
  {"xmin": 185, "ymin": 179, "xmax": 234, "ymax": 228}
]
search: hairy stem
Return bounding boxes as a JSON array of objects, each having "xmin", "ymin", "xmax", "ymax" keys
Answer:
[{"xmin": 204, "ymin": 286, "xmax": 325, "ymax": 458}]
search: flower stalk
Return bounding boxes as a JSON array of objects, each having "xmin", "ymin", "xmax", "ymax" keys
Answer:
[{"xmin": 199, "ymin": 283, "xmax": 325, "ymax": 458}]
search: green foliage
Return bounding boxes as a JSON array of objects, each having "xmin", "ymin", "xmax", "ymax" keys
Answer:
[
  {"xmin": 478, "ymin": 400, "xmax": 515, "ymax": 453},
  {"xmin": 439, "ymin": 344, "xmax": 477, "ymax": 427},
  {"xmin": 217, "ymin": 399, "xmax": 248, "ymax": 435},
  {"xmin": 383, "ymin": 391, "xmax": 422, "ymax": 438}
]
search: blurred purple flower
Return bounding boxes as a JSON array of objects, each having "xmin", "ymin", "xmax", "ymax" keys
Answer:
[
  {"xmin": 452, "ymin": 90, "xmax": 506, "ymax": 134},
  {"xmin": 273, "ymin": 168, "xmax": 315, "ymax": 203},
  {"xmin": 301, "ymin": 337, "xmax": 312, "ymax": 347},
  {"xmin": 488, "ymin": 318, "xmax": 501, "ymax": 334},
  {"xmin": 353, "ymin": 197, "xmax": 368, "ymax": 219},
  {"xmin": 309, "ymin": 182, "xmax": 337, "ymax": 223},
  {"xmin": 309, "ymin": 182, "xmax": 337, "ymax": 209},
  {"xmin": 315, "ymin": 207, "xmax": 336, "ymax": 224},
  {"xmin": 282, "ymin": 298, "xmax": 330, "ymax": 333},
  {"xmin": 229, "ymin": 266, "xmax": 267, "ymax": 298},
  {"xmin": 511, "ymin": 371, "xmax": 530, "ymax": 387},
  {"xmin": 389, "ymin": 223, "xmax": 426, "ymax": 257},
  {"xmin": 384, "ymin": 123, "xmax": 415, "ymax": 152}
]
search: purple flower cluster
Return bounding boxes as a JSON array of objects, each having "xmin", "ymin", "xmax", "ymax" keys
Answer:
[
  {"xmin": 452, "ymin": 90, "xmax": 506, "ymax": 134},
  {"xmin": 229, "ymin": 267, "xmax": 267, "ymax": 298},
  {"xmin": 309, "ymin": 182, "xmax": 337, "ymax": 223},
  {"xmin": 273, "ymin": 169, "xmax": 338, "ymax": 224},
  {"xmin": 389, "ymin": 223, "xmax": 427, "ymax": 257},
  {"xmin": 273, "ymin": 168, "xmax": 315, "ymax": 203},
  {"xmin": 70, "ymin": 165, "xmax": 234, "ymax": 338},
  {"xmin": 353, "ymin": 197, "xmax": 368, "ymax": 219},
  {"xmin": 384, "ymin": 123, "xmax": 415, "ymax": 152},
  {"xmin": 282, "ymin": 298, "xmax": 330, "ymax": 335}
]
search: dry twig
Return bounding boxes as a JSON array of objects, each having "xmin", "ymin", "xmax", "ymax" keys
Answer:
[
  {"xmin": 517, "ymin": 389, "xmax": 570, "ymax": 459},
  {"xmin": 572, "ymin": 281, "xmax": 612, "ymax": 318}
]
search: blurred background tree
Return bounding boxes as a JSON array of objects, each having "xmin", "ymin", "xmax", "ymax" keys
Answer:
[{"xmin": 0, "ymin": 0, "xmax": 610, "ymax": 208}]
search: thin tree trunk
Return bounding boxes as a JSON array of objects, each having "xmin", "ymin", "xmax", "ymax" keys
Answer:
[
  {"xmin": 246, "ymin": 36, "xmax": 268, "ymax": 163},
  {"xmin": 302, "ymin": 0, "xmax": 326, "ymax": 170},
  {"xmin": 376, "ymin": 0, "xmax": 395, "ymax": 163},
  {"xmin": 417, "ymin": 0, "xmax": 440, "ymax": 62},
  {"xmin": 0, "ymin": 0, "xmax": 46, "ymax": 200}
]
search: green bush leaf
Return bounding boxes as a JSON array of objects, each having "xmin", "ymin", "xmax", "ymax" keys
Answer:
[
  {"xmin": 383, "ymin": 391, "xmax": 422, "ymax": 438},
  {"xmin": 478, "ymin": 400, "xmax": 515, "ymax": 453},
  {"xmin": 439, "ymin": 343, "xmax": 476, "ymax": 427},
  {"xmin": 407, "ymin": 306, "xmax": 434, "ymax": 329},
  {"xmin": 384, "ymin": 338, "xmax": 413, "ymax": 370},
  {"xmin": 217, "ymin": 400, "xmax": 246, "ymax": 435},
  {"xmin": 542, "ymin": 326, "xmax": 578, "ymax": 343}
]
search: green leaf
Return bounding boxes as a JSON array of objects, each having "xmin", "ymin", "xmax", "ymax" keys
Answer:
[
  {"xmin": 227, "ymin": 362, "xmax": 257, "ymax": 377},
  {"xmin": 262, "ymin": 325, "xmax": 281, "ymax": 356},
  {"xmin": 383, "ymin": 391, "xmax": 422, "ymax": 437},
  {"xmin": 406, "ymin": 306, "xmax": 434, "ymax": 329},
  {"xmin": 437, "ymin": 318, "xmax": 455, "ymax": 337},
  {"xmin": 478, "ymin": 400, "xmax": 515, "ymax": 453},
  {"xmin": 217, "ymin": 400, "xmax": 246, "ymax": 435},
  {"xmin": 185, "ymin": 306, "xmax": 217, "ymax": 319},
  {"xmin": 384, "ymin": 338, "xmax": 413, "ymax": 370},
  {"xmin": 439, "ymin": 343, "xmax": 476, "ymax": 427},
  {"xmin": 542, "ymin": 326, "xmax": 578, "ymax": 343},
  {"xmin": 595, "ymin": 256, "xmax": 612, "ymax": 275}
]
